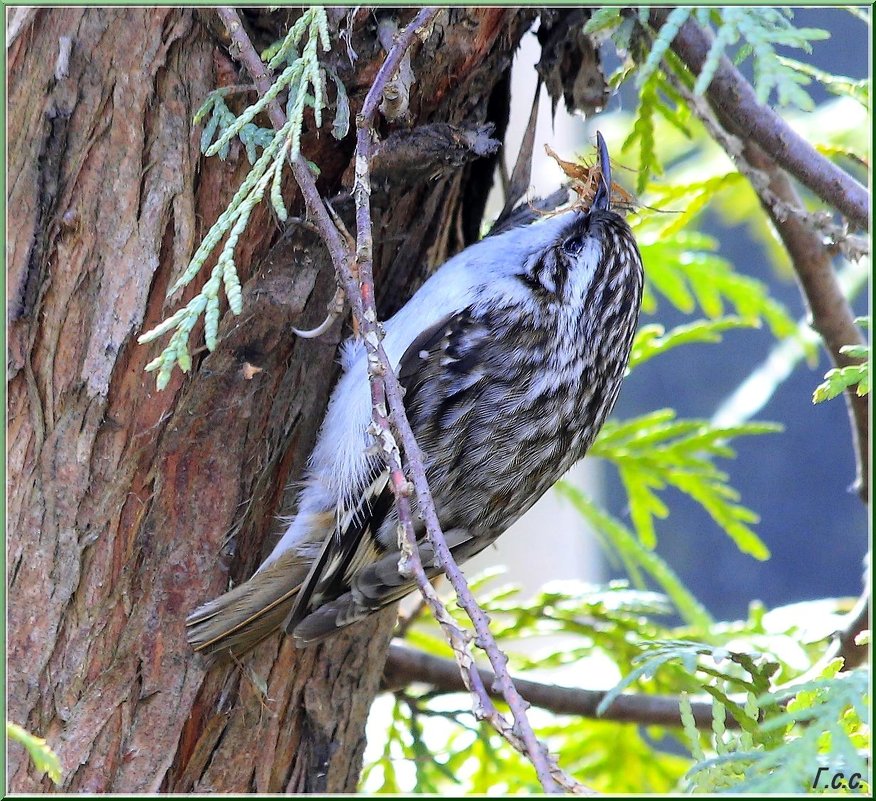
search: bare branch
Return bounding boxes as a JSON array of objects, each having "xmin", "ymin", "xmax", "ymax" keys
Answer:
[
  {"xmin": 663, "ymin": 72, "xmax": 866, "ymax": 261},
  {"xmin": 370, "ymin": 122, "xmax": 500, "ymax": 187},
  {"xmin": 739, "ymin": 146, "xmax": 869, "ymax": 503},
  {"xmin": 384, "ymin": 644, "xmax": 741, "ymax": 730},
  {"xmin": 649, "ymin": 8, "xmax": 869, "ymax": 230}
]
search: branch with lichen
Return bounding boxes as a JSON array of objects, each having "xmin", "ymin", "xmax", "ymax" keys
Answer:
[{"xmin": 214, "ymin": 6, "xmax": 587, "ymax": 794}]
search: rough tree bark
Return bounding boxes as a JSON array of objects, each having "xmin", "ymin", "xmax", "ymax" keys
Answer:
[{"xmin": 7, "ymin": 7, "xmax": 536, "ymax": 792}]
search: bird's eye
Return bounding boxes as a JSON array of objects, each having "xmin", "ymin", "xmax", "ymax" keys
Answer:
[{"xmin": 562, "ymin": 234, "xmax": 586, "ymax": 257}]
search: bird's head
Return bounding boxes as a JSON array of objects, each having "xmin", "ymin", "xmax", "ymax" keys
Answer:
[{"xmin": 479, "ymin": 133, "xmax": 643, "ymax": 320}]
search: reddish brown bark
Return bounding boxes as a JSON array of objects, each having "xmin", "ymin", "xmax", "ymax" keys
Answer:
[{"xmin": 7, "ymin": 7, "xmax": 531, "ymax": 792}]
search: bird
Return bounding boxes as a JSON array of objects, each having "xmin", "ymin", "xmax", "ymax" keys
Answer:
[{"xmin": 187, "ymin": 132, "xmax": 645, "ymax": 657}]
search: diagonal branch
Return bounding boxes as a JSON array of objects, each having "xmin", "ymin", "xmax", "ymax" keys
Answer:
[
  {"xmin": 216, "ymin": 7, "xmax": 585, "ymax": 794},
  {"xmin": 214, "ymin": 8, "xmax": 352, "ymax": 280},
  {"xmin": 351, "ymin": 10, "xmax": 584, "ymax": 794},
  {"xmin": 652, "ymin": 29, "xmax": 870, "ymax": 687},
  {"xmin": 740, "ymin": 143, "xmax": 869, "ymax": 503},
  {"xmin": 648, "ymin": 8, "xmax": 869, "ymax": 231}
]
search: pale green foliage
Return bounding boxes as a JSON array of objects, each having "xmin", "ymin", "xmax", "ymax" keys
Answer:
[
  {"xmin": 632, "ymin": 227, "xmax": 806, "ymax": 353},
  {"xmin": 596, "ymin": 640, "xmax": 781, "ymax": 720},
  {"xmin": 621, "ymin": 67, "xmax": 692, "ymax": 193},
  {"xmin": 613, "ymin": 104, "xmax": 860, "ymax": 364},
  {"xmin": 366, "ymin": 579, "xmax": 698, "ymax": 793},
  {"xmin": 363, "ymin": 10, "xmax": 868, "ymax": 792},
  {"xmin": 7, "ymin": 721, "xmax": 62, "ymax": 785},
  {"xmin": 813, "ymin": 351, "xmax": 870, "ymax": 403},
  {"xmin": 139, "ymin": 9, "xmax": 342, "ymax": 390},
  {"xmin": 617, "ymin": 94, "xmax": 867, "ymax": 281},
  {"xmin": 639, "ymin": 175, "xmax": 746, "ymax": 238},
  {"xmin": 582, "ymin": 7, "xmax": 633, "ymax": 38},
  {"xmin": 777, "ymin": 56, "xmax": 870, "ymax": 111},
  {"xmin": 630, "ymin": 317, "xmax": 757, "ymax": 369},
  {"xmin": 612, "ymin": 129, "xmax": 810, "ymax": 348},
  {"xmin": 555, "ymin": 485, "xmax": 712, "ymax": 629},
  {"xmin": 588, "ymin": 8, "xmax": 856, "ymax": 198},
  {"xmin": 590, "ymin": 411, "xmax": 779, "ymax": 559},
  {"xmin": 364, "ymin": 687, "xmax": 691, "ymax": 794},
  {"xmin": 684, "ymin": 661, "xmax": 871, "ymax": 793},
  {"xmin": 637, "ymin": 8, "xmax": 695, "ymax": 91},
  {"xmin": 623, "ymin": 73, "xmax": 660, "ymax": 193},
  {"xmin": 364, "ymin": 569, "xmax": 868, "ymax": 793},
  {"xmin": 196, "ymin": 89, "xmax": 275, "ymax": 164},
  {"xmin": 587, "ymin": 8, "xmax": 830, "ymax": 110},
  {"xmin": 203, "ymin": 11, "xmax": 330, "ymax": 162},
  {"xmin": 690, "ymin": 8, "xmax": 829, "ymax": 108},
  {"xmin": 813, "ymin": 317, "xmax": 870, "ymax": 403}
]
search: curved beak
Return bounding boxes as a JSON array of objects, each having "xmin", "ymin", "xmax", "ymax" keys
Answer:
[{"xmin": 592, "ymin": 131, "xmax": 611, "ymax": 211}]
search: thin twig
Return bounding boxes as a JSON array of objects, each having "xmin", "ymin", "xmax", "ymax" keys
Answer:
[
  {"xmin": 349, "ymin": 9, "xmax": 585, "ymax": 794},
  {"xmin": 384, "ymin": 644, "xmax": 742, "ymax": 730},
  {"xmin": 391, "ymin": 595, "xmax": 430, "ymax": 641},
  {"xmin": 744, "ymin": 143, "xmax": 870, "ymax": 503},
  {"xmin": 648, "ymin": 9, "xmax": 869, "ymax": 230},
  {"xmin": 215, "ymin": 7, "xmax": 585, "ymax": 793}
]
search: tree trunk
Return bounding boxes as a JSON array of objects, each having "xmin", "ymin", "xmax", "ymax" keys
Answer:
[{"xmin": 7, "ymin": 7, "xmax": 533, "ymax": 792}]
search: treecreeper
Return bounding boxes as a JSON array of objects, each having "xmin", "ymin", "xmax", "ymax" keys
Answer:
[{"xmin": 187, "ymin": 132, "xmax": 645, "ymax": 656}]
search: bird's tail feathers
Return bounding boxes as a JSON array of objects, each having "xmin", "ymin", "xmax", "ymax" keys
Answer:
[{"xmin": 186, "ymin": 549, "xmax": 310, "ymax": 658}]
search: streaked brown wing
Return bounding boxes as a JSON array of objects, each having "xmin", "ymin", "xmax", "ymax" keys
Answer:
[
  {"xmin": 284, "ymin": 467, "xmax": 394, "ymax": 632},
  {"xmin": 285, "ymin": 307, "xmax": 491, "ymax": 638}
]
